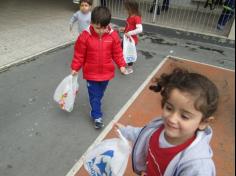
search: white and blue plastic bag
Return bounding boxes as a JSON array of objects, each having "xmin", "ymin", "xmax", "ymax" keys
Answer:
[
  {"xmin": 84, "ymin": 130, "xmax": 131, "ymax": 176},
  {"xmin": 123, "ymin": 35, "xmax": 137, "ymax": 64},
  {"xmin": 53, "ymin": 75, "xmax": 79, "ymax": 112}
]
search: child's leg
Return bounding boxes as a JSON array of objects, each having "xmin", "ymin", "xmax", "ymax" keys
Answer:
[
  {"xmin": 101, "ymin": 0, "xmax": 107, "ymax": 6},
  {"xmin": 217, "ymin": 9, "xmax": 233, "ymax": 30},
  {"xmin": 87, "ymin": 80, "xmax": 109, "ymax": 120},
  {"xmin": 161, "ymin": 0, "xmax": 169, "ymax": 11},
  {"xmin": 149, "ymin": 0, "xmax": 161, "ymax": 15},
  {"xmin": 128, "ymin": 62, "xmax": 134, "ymax": 72},
  {"xmin": 128, "ymin": 62, "xmax": 133, "ymax": 67}
]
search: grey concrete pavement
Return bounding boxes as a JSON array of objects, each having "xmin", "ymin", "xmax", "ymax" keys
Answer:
[
  {"xmin": 0, "ymin": 1, "xmax": 235, "ymax": 176},
  {"xmin": 0, "ymin": 0, "xmax": 78, "ymax": 70},
  {"xmin": 0, "ymin": 30, "xmax": 235, "ymax": 176}
]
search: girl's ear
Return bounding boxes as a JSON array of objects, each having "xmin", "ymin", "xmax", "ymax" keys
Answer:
[{"xmin": 198, "ymin": 116, "xmax": 215, "ymax": 130}]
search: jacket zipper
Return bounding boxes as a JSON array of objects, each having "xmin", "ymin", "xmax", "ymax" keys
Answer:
[{"xmin": 99, "ymin": 36, "xmax": 103, "ymax": 74}]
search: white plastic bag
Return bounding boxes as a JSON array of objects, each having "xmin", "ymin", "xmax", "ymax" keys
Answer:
[
  {"xmin": 53, "ymin": 75, "xmax": 79, "ymax": 112},
  {"xmin": 84, "ymin": 130, "xmax": 131, "ymax": 176},
  {"xmin": 123, "ymin": 35, "xmax": 137, "ymax": 63}
]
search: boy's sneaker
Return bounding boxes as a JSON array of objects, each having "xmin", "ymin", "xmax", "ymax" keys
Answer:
[
  {"xmin": 94, "ymin": 118, "xmax": 104, "ymax": 129},
  {"xmin": 124, "ymin": 67, "xmax": 133, "ymax": 75}
]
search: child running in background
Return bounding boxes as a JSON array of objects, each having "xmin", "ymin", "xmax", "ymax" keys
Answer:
[
  {"xmin": 115, "ymin": 68, "xmax": 219, "ymax": 175},
  {"xmin": 120, "ymin": 0, "xmax": 143, "ymax": 75},
  {"xmin": 71, "ymin": 6, "xmax": 126, "ymax": 129},
  {"xmin": 69, "ymin": 0, "xmax": 92, "ymax": 34}
]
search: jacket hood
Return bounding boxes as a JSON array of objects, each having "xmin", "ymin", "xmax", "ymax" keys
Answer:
[
  {"xmin": 85, "ymin": 24, "xmax": 114, "ymax": 37},
  {"xmin": 179, "ymin": 127, "xmax": 213, "ymax": 162},
  {"xmin": 164, "ymin": 124, "xmax": 214, "ymax": 176}
]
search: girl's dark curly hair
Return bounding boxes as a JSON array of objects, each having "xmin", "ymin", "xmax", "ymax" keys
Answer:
[{"xmin": 149, "ymin": 68, "xmax": 219, "ymax": 120}]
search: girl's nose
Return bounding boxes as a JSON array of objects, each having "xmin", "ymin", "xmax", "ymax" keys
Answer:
[{"xmin": 168, "ymin": 112, "xmax": 178, "ymax": 123}]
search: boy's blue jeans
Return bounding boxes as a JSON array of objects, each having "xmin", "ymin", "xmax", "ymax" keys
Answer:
[{"xmin": 87, "ymin": 80, "xmax": 109, "ymax": 120}]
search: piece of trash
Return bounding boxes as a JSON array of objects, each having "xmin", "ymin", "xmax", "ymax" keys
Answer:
[
  {"xmin": 169, "ymin": 50, "xmax": 174, "ymax": 54},
  {"xmin": 16, "ymin": 112, "xmax": 22, "ymax": 117}
]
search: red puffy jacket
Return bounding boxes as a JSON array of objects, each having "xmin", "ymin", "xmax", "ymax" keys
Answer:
[{"xmin": 71, "ymin": 25, "xmax": 126, "ymax": 81}]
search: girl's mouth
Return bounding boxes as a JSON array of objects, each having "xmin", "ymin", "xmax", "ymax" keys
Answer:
[{"xmin": 166, "ymin": 122, "xmax": 178, "ymax": 130}]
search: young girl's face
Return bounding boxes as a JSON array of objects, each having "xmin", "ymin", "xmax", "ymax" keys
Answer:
[
  {"xmin": 162, "ymin": 88, "xmax": 207, "ymax": 145},
  {"xmin": 80, "ymin": 2, "xmax": 91, "ymax": 14}
]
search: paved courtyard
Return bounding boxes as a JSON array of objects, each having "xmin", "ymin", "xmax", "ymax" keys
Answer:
[{"xmin": 0, "ymin": 0, "xmax": 235, "ymax": 176}]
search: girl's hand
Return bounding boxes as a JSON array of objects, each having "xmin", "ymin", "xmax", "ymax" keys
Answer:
[
  {"xmin": 113, "ymin": 122, "xmax": 125, "ymax": 137},
  {"xmin": 120, "ymin": 67, "xmax": 126, "ymax": 74},
  {"xmin": 71, "ymin": 70, "xmax": 78, "ymax": 76},
  {"xmin": 141, "ymin": 171, "xmax": 147, "ymax": 176},
  {"xmin": 124, "ymin": 33, "xmax": 131, "ymax": 37},
  {"xmin": 119, "ymin": 27, "xmax": 125, "ymax": 32},
  {"xmin": 114, "ymin": 122, "xmax": 125, "ymax": 130},
  {"xmin": 124, "ymin": 33, "xmax": 132, "ymax": 42}
]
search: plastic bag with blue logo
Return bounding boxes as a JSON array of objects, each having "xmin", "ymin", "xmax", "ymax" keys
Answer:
[
  {"xmin": 84, "ymin": 130, "xmax": 131, "ymax": 176},
  {"xmin": 53, "ymin": 74, "xmax": 79, "ymax": 112},
  {"xmin": 123, "ymin": 35, "xmax": 137, "ymax": 64}
]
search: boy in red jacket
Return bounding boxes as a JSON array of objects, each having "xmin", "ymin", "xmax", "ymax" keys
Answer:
[{"xmin": 71, "ymin": 6, "xmax": 126, "ymax": 129}]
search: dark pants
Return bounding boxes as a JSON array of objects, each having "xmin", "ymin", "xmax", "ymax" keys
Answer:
[
  {"xmin": 100, "ymin": 0, "xmax": 107, "ymax": 6},
  {"xmin": 128, "ymin": 62, "xmax": 133, "ymax": 66},
  {"xmin": 205, "ymin": 0, "xmax": 224, "ymax": 9},
  {"xmin": 149, "ymin": 0, "xmax": 169, "ymax": 15},
  {"xmin": 87, "ymin": 80, "xmax": 109, "ymax": 119},
  {"xmin": 217, "ymin": 9, "xmax": 234, "ymax": 27},
  {"xmin": 204, "ymin": 0, "xmax": 215, "ymax": 10}
]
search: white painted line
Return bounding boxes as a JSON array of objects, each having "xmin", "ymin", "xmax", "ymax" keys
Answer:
[
  {"xmin": 65, "ymin": 58, "xmax": 169, "ymax": 176},
  {"xmin": 168, "ymin": 55, "xmax": 235, "ymax": 72}
]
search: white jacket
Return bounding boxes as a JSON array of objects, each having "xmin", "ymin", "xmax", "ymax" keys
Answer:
[{"xmin": 120, "ymin": 118, "xmax": 216, "ymax": 176}]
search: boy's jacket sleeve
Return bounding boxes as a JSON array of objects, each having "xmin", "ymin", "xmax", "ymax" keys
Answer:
[
  {"xmin": 111, "ymin": 31, "xmax": 127, "ymax": 68},
  {"xmin": 71, "ymin": 33, "xmax": 88, "ymax": 71}
]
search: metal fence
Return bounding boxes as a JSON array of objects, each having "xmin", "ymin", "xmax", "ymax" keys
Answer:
[{"xmin": 106, "ymin": 0, "xmax": 235, "ymax": 37}]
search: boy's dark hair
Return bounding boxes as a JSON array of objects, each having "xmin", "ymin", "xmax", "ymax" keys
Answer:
[
  {"xmin": 91, "ymin": 6, "xmax": 111, "ymax": 27},
  {"xmin": 124, "ymin": 0, "xmax": 141, "ymax": 16},
  {"xmin": 79, "ymin": 0, "xmax": 92, "ymax": 6},
  {"xmin": 149, "ymin": 68, "xmax": 219, "ymax": 120}
]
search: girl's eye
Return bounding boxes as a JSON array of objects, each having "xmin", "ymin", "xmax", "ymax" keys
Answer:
[
  {"xmin": 164, "ymin": 104, "xmax": 172, "ymax": 111},
  {"xmin": 181, "ymin": 115, "xmax": 190, "ymax": 120}
]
